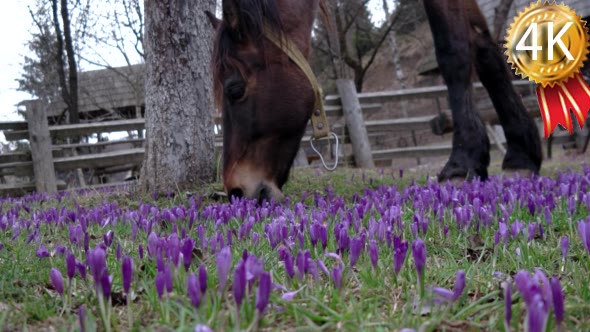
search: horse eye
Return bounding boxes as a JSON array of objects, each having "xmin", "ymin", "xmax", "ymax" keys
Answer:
[{"xmin": 225, "ymin": 82, "xmax": 246, "ymax": 102}]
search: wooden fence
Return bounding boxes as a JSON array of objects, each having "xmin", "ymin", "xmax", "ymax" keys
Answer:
[{"xmin": 0, "ymin": 79, "xmax": 579, "ymax": 197}]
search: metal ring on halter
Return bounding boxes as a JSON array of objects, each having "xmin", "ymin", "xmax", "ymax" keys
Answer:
[{"xmin": 309, "ymin": 132, "xmax": 339, "ymax": 171}]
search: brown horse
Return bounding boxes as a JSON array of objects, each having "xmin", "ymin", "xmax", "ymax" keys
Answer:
[
  {"xmin": 206, "ymin": 0, "xmax": 542, "ymax": 202},
  {"xmin": 205, "ymin": 0, "xmax": 328, "ymax": 203}
]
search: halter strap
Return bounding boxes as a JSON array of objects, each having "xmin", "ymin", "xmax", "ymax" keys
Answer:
[{"xmin": 262, "ymin": 24, "xmax": 330, "ymax": 139}]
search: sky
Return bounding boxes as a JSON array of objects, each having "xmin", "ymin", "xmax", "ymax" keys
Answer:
[
  {"xmin": 0, "ymin": 0, "xmax": 392, "ymax": 123},
  {"xmin": 0, "ymin": 0, "xmax": 36, "ymax": 122}
]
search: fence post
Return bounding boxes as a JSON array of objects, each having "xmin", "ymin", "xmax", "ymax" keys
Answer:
[
  {"xmin": 336, "ymin": 79, "xmax": 375, "ymax": 168},
  {"xmin": 25, "ymin": 100, "xmax": 58, "ymax": 194}
]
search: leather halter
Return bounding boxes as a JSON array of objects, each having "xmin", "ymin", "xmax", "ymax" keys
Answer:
[{"xmin": 263, "ymin": 24, "xmax": 330, "ymax": 139}]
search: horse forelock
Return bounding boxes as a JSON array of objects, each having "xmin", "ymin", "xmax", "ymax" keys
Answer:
[{"xmin": 211, "ymin": 0, "xmax": 286, "ymax": 112}]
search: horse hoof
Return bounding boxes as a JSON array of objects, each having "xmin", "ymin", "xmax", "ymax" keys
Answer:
[
  {"xmin": 436, "ymin": 175, "xmax": 468, "ymax": 186},
  {"xmin": 448, "ymin": 176, "xmax": 467, "ymax": 186},
  {"xmin": 501, "ymin": 169, "xmax": 533, "ymax": 178}
]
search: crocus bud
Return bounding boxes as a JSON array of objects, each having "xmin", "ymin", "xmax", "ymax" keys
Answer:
[
  {"xmin": 255, "ymin": 272, "xmax": 271, "ymax": 314},
  {"xmin": 122, "ymin": 256, "xmax": 134, "ymax": 294},
  {"xmin": 199, "ymin": 264, "xmax": 208, "ymax": 295},
  {"xmin": 369, "ymin": 240, "xmax": 378, "ymax": 271},
  {"xmin": 66, "ymin": 252, "xmax": 76, "ymax": 280},
  {"xmin": 50, "ymin": 268, "xmax": 64, "ymax": 296},
  {"xmin": 187, "ymin": 272, "xmax": 201, "ymax": 308},
  {"xmin": 216, "ymin": 246, "xmax": 232, "ymax": 294},
  {"xmin": 233, "ymin": 261, "xmax": 246, "ymax": 309},
  {"xmin": 560, "ymin": 236, "xmax": 569, "ymax": 262},
  {"xmin": 551, "ymin": 276, "xmax": 564, "ymax": 330}
]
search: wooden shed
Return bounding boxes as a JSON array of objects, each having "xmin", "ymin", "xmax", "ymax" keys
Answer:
[{"xmin": 45, "ymin": 64, "xmax": 145, "ymax": 124}]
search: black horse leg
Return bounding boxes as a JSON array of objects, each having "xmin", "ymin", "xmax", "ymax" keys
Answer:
[
  {"xmin": 423, "ymin": 0, "xmax": 490, "ymax": 182},
  {"xmin": 470, "ymin": 6, "xmax": 543, "ymax": 175}
]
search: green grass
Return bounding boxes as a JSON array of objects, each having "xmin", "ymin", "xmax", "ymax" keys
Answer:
[{"xmin": 1, "ymin": 161, "xmax": 590, "ymax": 332}]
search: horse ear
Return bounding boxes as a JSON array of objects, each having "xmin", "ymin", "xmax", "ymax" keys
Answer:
[
  {"xmin": 222, "ymin": 0, "xmax": 240, "ymax": 30},
  {"xmin": 205, "ymin": 11, "xmax": 221, "ymax": 29}
]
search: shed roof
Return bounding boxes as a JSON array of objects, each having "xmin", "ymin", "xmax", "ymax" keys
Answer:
[{"xmin": 46, "ymin": 64, "xmax": 145, "ymax": 119}]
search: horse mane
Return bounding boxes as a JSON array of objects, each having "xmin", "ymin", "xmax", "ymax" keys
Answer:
[{"xmin": 211, "ymin": 0, "xmax": 284, "ymax": 111}]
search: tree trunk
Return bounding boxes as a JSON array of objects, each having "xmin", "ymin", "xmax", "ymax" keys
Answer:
[
  {"xmin": 60, "ymin": 0, "xmax": 79, "ymax": 124},
  {"xmin": 141, "ymin": 0, "xmax": 216, "ymax": 195}
]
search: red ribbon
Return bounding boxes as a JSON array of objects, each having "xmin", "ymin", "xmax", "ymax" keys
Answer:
[{"xmin": 536, "ymin": 73, "xmax": 590, "ymax": 138}]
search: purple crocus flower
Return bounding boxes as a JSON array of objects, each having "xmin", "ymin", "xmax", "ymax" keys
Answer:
[
  {"xmin": 498, "ymin": 222, "xmax": 508, "ymax": 245},
  {"xmin": 233, "ymin": 260, "xmax": 246, "ymax": 309},
  {"xmin": 412, "ymin": 238, "xmax": 426, "ymax": 297},
  {"xmin": 369, "ymin": 240, "xmax": 378, "ymax": 271},
  {"xmin": 527, "ymin": 223, "xmax": 538, "ymax": 242},
  {"xmin": 55, "ymin": 243, "xmax": 66, "ymax": 255},
  {"xmin": 551, "ymin": 276, "xmax": 564, "ymax": 331},
  {"xmin": 194, "ymin": 324, "xmax": 213, "ymax": 332},
  {"xmin": 578, "ymin": 219, "xmax": 590, "ymax": 255},
  {"xmin": 511, "ymin": 220, "xmax": 524, "ymax": 239},
  {"xmin": 50, "ymin": 268, "xmax": 64, "ymax": 296},
  {"xmin": 283, "ymin": 250, "xmax": 295, "ymax": 279},
  {"xmin": 122, "ymin": 256, "xmax": 133, "ymax": 294},
  {"xmin": 168, "ymin": 234, "xmax": 181, "ymax": 267},
  {"xmin": 349, "ymin": 236, "xmax": 363, "ymax": 267},
  {"xmin": 393, "ymin": 235, "xmax": 408, "ymax": 276},
  {"xmin": 138, "ymin": 244, "xmax": 144, "ymax": 260},
  {"xmin": 567, "ymin": 196, "xmax": 576, "ymax": 216},
  {"xmin": 88, "ymin": 246, "xmax": 107, "ymax": 280},
  {"xmin": 411, "ymin": 238, "xmax": 426, "ymax": 280},
  {"xmin": 527, "ymin": 294, "xmax": 549, "ymax": 332},
  {"xmin": 534, "ymin": 269, "xmax": 553, "ymax": 309},
  {"xmin": 181, "ymin": 238, "xmax": 195, "ymax": 272},
  {"xmin": 561, "ymin": 236, "xmax": 569, "ymax": 262},
  {"xmin": 216, "ymin": 246, "xmax": 232, "ymax": 293},
  {"xmin": 515, "ymin": 270, "xmax": 549, "ymax": 332},
  {"xmin": 147, "ymin": 232, "xmax": 159, "ymax": 258},
  {"xmin": 187, "ymin": 272, "xmax": 201, "ymax": 308},
  {"xmin": 116, "ymin": 244, "xmax": 121, "ymax": 261},
  {"xmin": 433, "ymin": 270, "xmax": 465, "ymax": 303},
  {"xmin": 66, "ymin": 252, "xmax": 76, "ymax": 280},
  {"xmin": 103, "ymin": 230, "xmax": 114, "ymax": 247},
  {"xmin": 331, "ymin": 266, "xmax": 343, "ymax": 291},
  {"xmin": 155, "ymin": 270, "xmax": 166, "ymax": 299},
  {"xmin": 78, "ymin": 305, "xmax": 86, "ymax": 332},
  {"xmin": 255, "ymin": 272, "xmax": 271, "ymax": 314},
  {"xmin": 76, "ymin": 261, "xmax": 87, "ymax": 280},
  {"xmin": 69, "ymin": 224, "xmax": 84, "ymax": 245},
  {"xmin": 316, "ymin": 259, "xmax": 330, "ymax": 277},
  {"xmin": 252, "ymin": 232, "xmax": 260, "ymax": 246},
  {"xmin": 164, "ymin": 263, "xmax": 173, "ymax": 293},
  {"xmin": 100, "ymin": 272, "xmax": 112, "ymax": 301},
  {"xmin": 199, "ymin": 264, "xmax": 208, "ymax": 295},
  {"xmin": 282, "ymin": 287, "xmax": 304, "ymax": 301},
  {"xmin": 295, "ymin": 250, "xmax": 306, "ymax": 280},
  {"xmin": 505, "ymin": 283, "xmax": 512, "ymax": 332},
  {"xmin": 36, "ymin": 244, "xmax": 50, "ymax": 258}
]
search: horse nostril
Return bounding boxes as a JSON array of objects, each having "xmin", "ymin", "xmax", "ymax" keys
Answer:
[
  {"xmin": 228, "ymin": 188, "xmax": 244, "ymax": 200},
  {"xmin": 255, "ymin": 183, "xmax": 271, "ymax": 205}
]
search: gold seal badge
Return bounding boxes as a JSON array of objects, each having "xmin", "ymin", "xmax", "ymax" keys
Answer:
[
  {"xmin": 505, "ymin": 1, "xmax": 590, "ymax": 138},
  {"xmin": 505, "ymin": 1, "xmax": 589, "ymax": 87}
]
